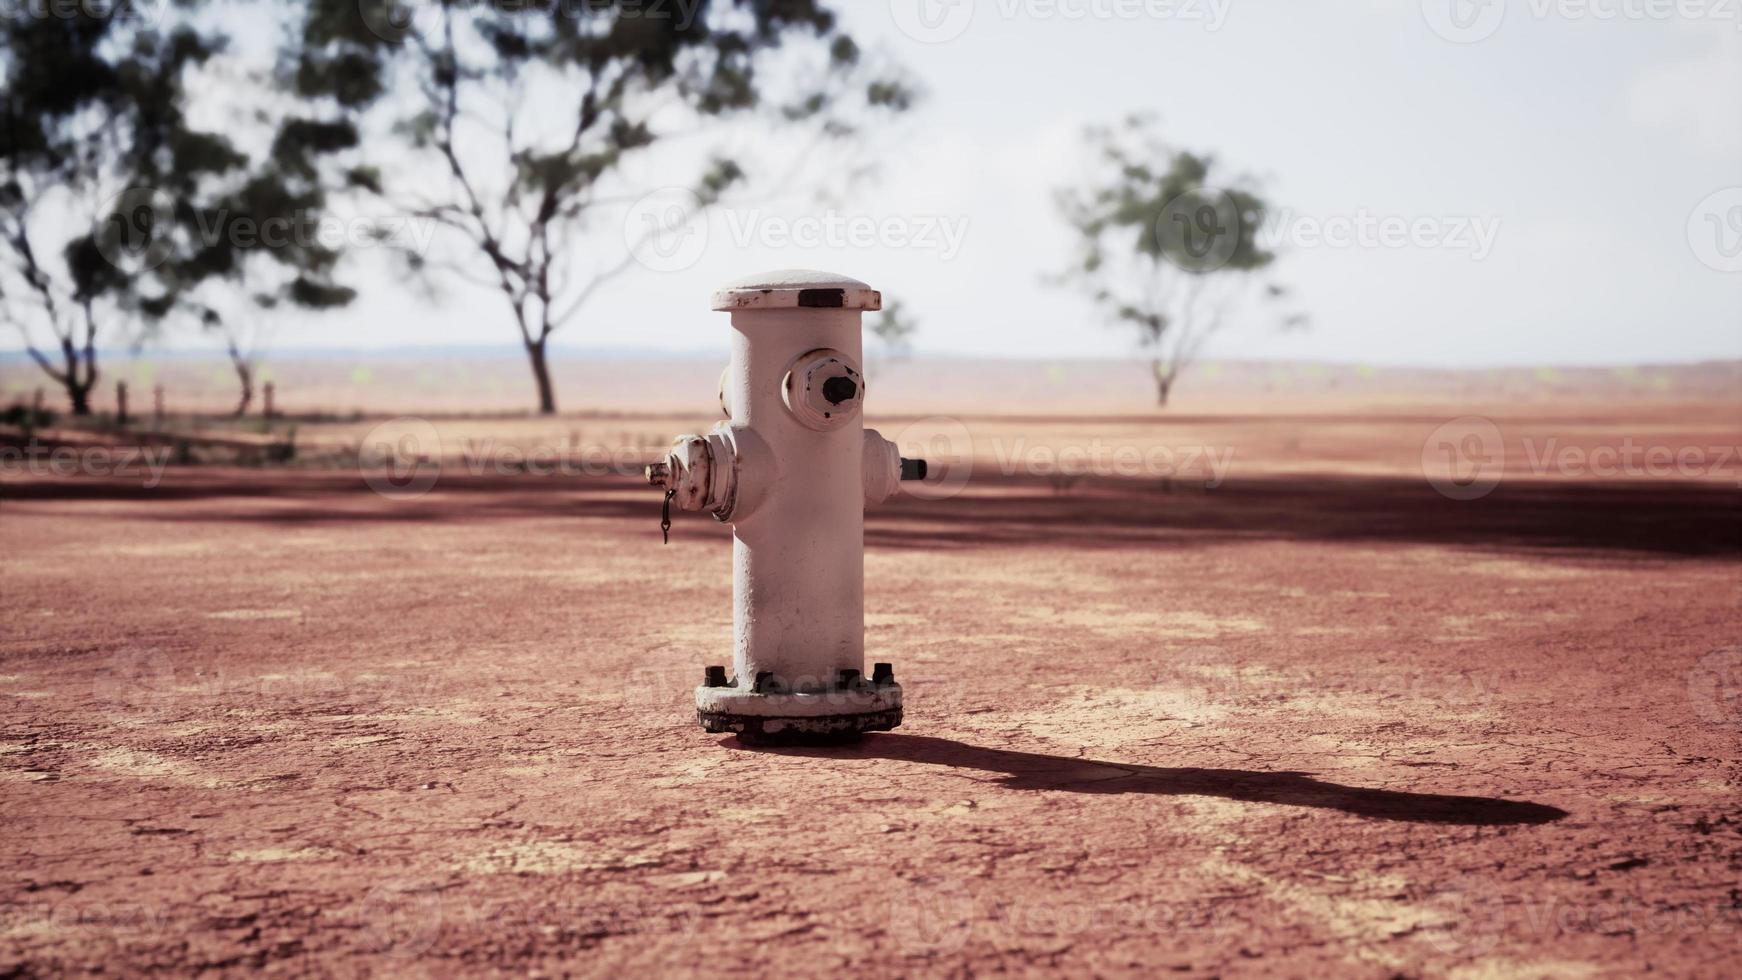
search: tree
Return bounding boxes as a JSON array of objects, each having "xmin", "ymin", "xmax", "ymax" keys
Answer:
[
  {"xmin": 864, "ymin": 297, "xmax": 916, "ymax": 383},
  {"xmin": 286, "ymin": 0, "xmax": 913, "ymax": 415},
  {"xmin": 0, "ymin": 3, "xmax": 247, "ymax": 416},
  {"xmin": 1055, "ymin": 115, "xmax": 1304, "ymax": 407},
  {"xmin": 868, "ymin": 298, "xmax": 917, "ymax": 359},
  {"xmin": 186, "ymin": 183, "xmax": 358, "ymax": 418},
  {"xmin": 176, "ymin": 154, "xmax": 362, "ymax": 417}
]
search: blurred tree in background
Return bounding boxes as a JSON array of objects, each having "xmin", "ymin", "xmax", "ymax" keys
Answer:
[
  {"xmin": 0, "ymin": 2, "xmax": 240, "ymax": 415},
  {"xmin": 172, "ymin": 92, "xmax": 363, "ymax": 417},
  {"xmin": 864, "ymin": 297, "xmax": 916, "ymax": 382},
  {"xmin": 868, "ymin": 299, "xmax": 917, "ymax": 359},
  {"xmin": 1056, "ymin": 115, "xmax": 1304, "ymax": 407},
  {"xmin": 287, "ymin": 0, "xmax": 914, "ymax": 415},
  {"xmin": 0, "ymin": 3, "xmax": 358, "ymax": 418}
]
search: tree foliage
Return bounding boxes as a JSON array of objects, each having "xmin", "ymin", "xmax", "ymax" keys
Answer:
[
  {"xmin": 1056, "ymin": 115, "xmax": 1303, "ymax": 407},
  {"xmin": 867, "ymin": 297, "xmax": 917, "ymax": 360},
  {"xmin": 170, "ymin": 72, "xmax": 363, "ymax": 416},
  {"xmin": 0, "ymin": 2, "xmax": 358, "ymax": 416},
  {"xmin": 0, "ymin": 3, "xmax": 238, "ymax": 413},
  {"xmin": 285, "ymin": 0, "xmax": 914, "ymax": 413}
]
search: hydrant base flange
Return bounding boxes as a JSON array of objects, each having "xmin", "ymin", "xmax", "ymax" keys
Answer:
[
  {"xmin": 698, "ymin": 707, "xmax": 903, "ymax": 744},
  {"xmin": 694, "ymin": 683, "xmax": 902, "ymax": 717},
  {"xmin": 694, "ymin": 681, "xmax": 903, "ymax": 744}
]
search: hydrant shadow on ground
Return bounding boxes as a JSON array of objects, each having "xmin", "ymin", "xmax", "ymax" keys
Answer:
[
  {"xmin": 725, "ymin": 735, "xmax": 1570, "ymax": 826},
  {"xmin": 647, "ymin": 271, "xmax": 929, "ymax": 746}
]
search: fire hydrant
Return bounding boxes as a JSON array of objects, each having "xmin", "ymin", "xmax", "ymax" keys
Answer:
[{"xmin": 646, "ymin": 271, "xmax": 928, "ymax": 743}]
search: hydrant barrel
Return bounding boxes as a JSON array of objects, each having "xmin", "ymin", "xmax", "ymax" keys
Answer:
[{"xmin": 725, "ymin": 301, "xmax": 869, "ymax": 691}]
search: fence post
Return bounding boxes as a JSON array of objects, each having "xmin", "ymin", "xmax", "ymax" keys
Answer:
[
  {"xmin": 116, "ymin": 381, "xmax": 129, "ymax": 427},
  {"xmin": 263, "ymin": 381, "xmax": 276, "ymax": 420},
  {"xmin": 153, "ymin": 385, "xmax": 165, "ymax": 425}
]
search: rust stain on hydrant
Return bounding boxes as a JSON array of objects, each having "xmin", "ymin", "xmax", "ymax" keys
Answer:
[{"xmin": 645, "ymin": 271, "xmax": 929, "ymax": 745}]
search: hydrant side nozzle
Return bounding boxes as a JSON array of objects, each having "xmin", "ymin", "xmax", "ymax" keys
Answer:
[
  {"xmin": 900, "ymin": 458, "xmax": 928, "ymax": 481},
  {"xmin": 646, "ymin": 461, "xmax": 671, "ymax": 487}
]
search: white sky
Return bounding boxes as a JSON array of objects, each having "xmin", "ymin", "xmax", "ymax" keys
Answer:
[{"xmin": 11, "ymin": 0, "xmax": 1742, "ymax": 366}]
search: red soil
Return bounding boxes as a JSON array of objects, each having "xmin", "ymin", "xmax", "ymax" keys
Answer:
[{"xmin": 2, "ymin": 406, "xmax": 1739, "ymax": 976}]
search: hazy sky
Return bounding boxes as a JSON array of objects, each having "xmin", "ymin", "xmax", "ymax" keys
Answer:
[{"xmin": 15, "ymin": 0, "xmax": 1742, "ymax": 366}]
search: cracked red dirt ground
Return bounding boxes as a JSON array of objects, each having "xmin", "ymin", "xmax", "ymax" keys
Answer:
[{"xmin": 3, "ymin": 408, "xmax": 1740, "ymax": 976}]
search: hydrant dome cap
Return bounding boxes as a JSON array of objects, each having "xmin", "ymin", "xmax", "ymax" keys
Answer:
[{"xmin": 711, "ymin": 269, "xmax": 881, "ymax": 312}]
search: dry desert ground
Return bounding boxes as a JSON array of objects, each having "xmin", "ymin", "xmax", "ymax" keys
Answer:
[{"xmin": 2, "ymin": 379, "xmax": 1740, "ymax": 976}]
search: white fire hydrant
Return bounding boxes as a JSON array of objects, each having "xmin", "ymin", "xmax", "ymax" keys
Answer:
[{"xmin": 646, "ymin": 271, "xmax": 927, "ymax": 743}]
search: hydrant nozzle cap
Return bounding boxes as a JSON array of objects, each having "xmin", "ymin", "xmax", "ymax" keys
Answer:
[{"xmin": 710, "ymin": 269, "xmax": 881, "ymax": 312}]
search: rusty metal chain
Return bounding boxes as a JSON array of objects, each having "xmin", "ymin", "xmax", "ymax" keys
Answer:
[{"xmin": 660, "ymin": 488, "xmax": 675, "ymax": 544}]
